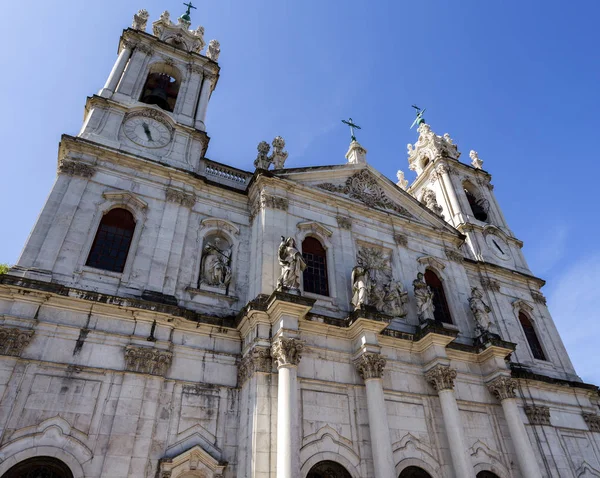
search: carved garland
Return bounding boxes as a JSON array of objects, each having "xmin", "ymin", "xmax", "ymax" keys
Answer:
[
  {"xmin": 238, "ymin": 346, "xmax": 272, "ymax": 385},
  {"xmin": 487, "ymin": 376, "xmax": 517, "ymax": 401},
  {"xmin": 425, "ymin": 365, "xmax": 457, "ymax": 392},
  {"xmin": 354, "ymin": 352, "xmax": 386, "ymax": 380},
  {"xmin": 0, "ymin": 327, "xmax": 34, "ymax": 357},
  {"xmin": 124, "ymin": 345, "xmax": 173, "ymax": 377},
  {"xmin": 316, "ymin": 170, "xmax": 412, "ymax": 218},
  {"xmin": 58, "ymin": 160, "xmax": 96, "ymax": 178},
  {"xmin": 271, "ymin": 337, "xmax": 303, "ymax": 368}
]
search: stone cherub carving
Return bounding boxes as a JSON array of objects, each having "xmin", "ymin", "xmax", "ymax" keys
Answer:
[
  {"xmin": 351, "ymin": 265, "xmax": 370, "ymax": 308},
  {"xmin": 469, "ymin": 287, "xmax": 493, "ymax": 333},
  {"xmin": 277, "ymin": 237, "xmax": 306, "ymax": 292},
  {"xmin": 207, "ymin": 39, "xmax": 221, "ymax": 61},
  {"xmin": 132, "ymin": 9, "xmax": 150, "ymax": 31},
  {"xmin": 413, "ymin": 272, "xmax": 435, "ymax": 322},
  {"xmin": 200, "ymin": 237, "xmax": 232, "ymax": 288},
  {"xmin": 159, "ymin": 11, "xmax": 171, "ymax": 24}
]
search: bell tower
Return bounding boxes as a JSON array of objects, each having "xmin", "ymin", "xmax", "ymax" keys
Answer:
[
  {"xmin": 80, "ymin": 6, "xmax": 221, "ymax": 172},
  {"xmin": 406, "ymin": 121, "xmax": 532, "ymax": 275}
]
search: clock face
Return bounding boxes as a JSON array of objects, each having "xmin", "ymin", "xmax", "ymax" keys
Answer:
[
  {"xmin": 485, "ymin": 233, "xmax": 511, "ymax": 261},
  {"xmin": 123, "ymin": 116, "xmax": 172, "ymax": 149}
]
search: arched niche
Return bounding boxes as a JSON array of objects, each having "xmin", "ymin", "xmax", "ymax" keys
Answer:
[{"xmin": 139, "ymin": 62, "xmax": 183, "ymax": 112}]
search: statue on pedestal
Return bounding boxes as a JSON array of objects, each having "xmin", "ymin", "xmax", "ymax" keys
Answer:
[
  {"xmin": 413, "ymin": 272, "xmax": 435, "ymax": 322},
  {"xmin": 351, "ymin": 265, "xmax": 370, "ymax": 308}
]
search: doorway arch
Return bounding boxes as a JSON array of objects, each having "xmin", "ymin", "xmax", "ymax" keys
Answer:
[
  {"xmin": 1, "ymin": 456, "xmax": 74, "ymax": 478},
  {"xmin": 307, "ymin": 460, "xmax": 352, "ymax": 478},
  {"xmin": 477, "ymin": 472, "xmax": 501, "ymax": 478},
  {"xmin": 399, "ymin": 465, "xmax": 433, "ymax": 478}
]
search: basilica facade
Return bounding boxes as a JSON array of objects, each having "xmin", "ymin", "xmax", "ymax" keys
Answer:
[{"xmin": 0, "ymin": 8, "xmax": 598, "ymax": 478}]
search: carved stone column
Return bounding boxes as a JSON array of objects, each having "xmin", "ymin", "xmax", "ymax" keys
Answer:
[
  {"xmin": 435, "ymin": 164, "xmax": 462, "ymax": 224},
  {"xmin": 425, "ymin": 365, "xmax": 474, "ymax": 478},
  {"xmin": 101, "ymin": 39, "xmax": 134, "ymax": 97},
  {"xmin": 195, "ymin": 72, "xmax": 215, "ymax": 131},
  {"xmin": 354, "ymin": 352, "xmax": 395, "ymax": 478},
  {"xmin": 272, "ymin": 337, "xmax": 303, "ymax": 478},
  {"xmin": 487, "ymin": 376, "xmax": 543, "ymax": 478}
]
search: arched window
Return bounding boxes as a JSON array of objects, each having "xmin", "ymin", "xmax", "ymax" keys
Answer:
[
  {"xmin": 399, "ymin": 466, "xmax": 433, "ymax": 478},
  {"xmin": 424, "ymin": 269, "xmax": 453, "ymax": 324},
  {"xmin": 463, "ymin": 182, "xmax": 489, "ymax": 222},
  {"xmin": 86, "ymin": 208, "xmax": 136, "ymax": 273},
  {"xmin": 477, "ymin": 472, "xmax": 500, "ymax": 478},
  {"xmin": 139, "ymin": 64, "xmax": 181, "ymax": 112},
  {"xmin": 2, "ymin": 456, "xmax": 74, "ymax": 478},
  {"xmin": 519, "ymin": 312, "xmax": 546, "ymax": 361},
  {"xmin": 302, "ymin": 237, "xmax": 329, "ymax": 296},
  {"xmin": 307, "ymin": 461, "xmax": 352, "ymax": 478}
]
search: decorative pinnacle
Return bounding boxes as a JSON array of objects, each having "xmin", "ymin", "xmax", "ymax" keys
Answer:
[
  {"xmin": 180, "ymin": 1, "xmax": 197, "ymax": 22},
  {"xmin": 342, "ymin": 117, "xmax": 361, "ymax": 142},
  {"xmin": 410, "ymin": 105, "xmax": 426, "ymax": 130}
]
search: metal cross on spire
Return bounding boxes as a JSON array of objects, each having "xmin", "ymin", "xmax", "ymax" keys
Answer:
[
  {"xmin": 342, "ymin": 118, "xmax": 361, "ymax": 142},
  {"xmin": 410, "ymin": 105, "xmax": 426, "ymax": 129},
  {"xmin": 181, "ymin": 1, "xmax": 197, "ymax": 22}
]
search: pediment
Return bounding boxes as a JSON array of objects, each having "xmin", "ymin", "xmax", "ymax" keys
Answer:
[
  {"xmin": 274, "ymin": 165, "xmax": 457, "ymax": 233},
  {"xmin": 160, "ymin": 445, "xmax": 226, "ymax": 478}
]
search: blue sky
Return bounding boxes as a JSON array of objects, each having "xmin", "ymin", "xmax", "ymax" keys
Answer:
[{"xmin": 1, "ymin": 1, "xmax": 598, "ymax": 383}]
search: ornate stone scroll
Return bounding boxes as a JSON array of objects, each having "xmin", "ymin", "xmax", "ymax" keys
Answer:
[
  {"xmin": 0, "ymin": 327, "xmax": 34, "ymax": 357},
  {"xmin": 354, "ymin": 352, "xmax": 386, "ymax": 380},
  {"xmin": 317, "ymin": 170, "xmax": 412, "ymax": 217},
  {"xmin": 481, "ymin": 278, "xmax": 501, "ymax": 292},
  {"xmin": 58, "ymin": 160, "xmax": 96, "ymax": 178},
  {"xmin": 487, "ymin": 376, "xmax": 517, "ymax": 401},
  {"xmin": 124, "ymin": 345, "xmax": 173, "ymax": 377},
  {"xmin": 250, "ymin": 192, "xmax": 289, "ymax": 221},
  {"xmin": 425, "ymin": 365, "xmax": 457, "ymax": 392},
  {"xmin": 271, "ymin": 337, "xmax": 304, "ymax": 368},
  {"xmin": 238, "ymin": 346, "xmax": 271, "ymax": 385},
  {"xmin": 165, "ymin": 188, "xmax": 196, "ymax": 208},
  {"xmin": 525, "ymin": 405, "xmax": 551, "ymax": 426},
  {"xmin": 531, "ymin": 291, "xmax": 547, "ymax": 305},
  {"xmin": 583, "ymin": 413, "xmax": 600, "ymax": 433}
]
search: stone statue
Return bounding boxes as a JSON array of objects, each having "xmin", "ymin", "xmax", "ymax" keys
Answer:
[
  {"xmin": 384, "ymin": 280, "xmax": 409, "ymax": 317},
  {"xmin": 469, "ymin": 287, "xmax": 492, "ymax": 333},
  {"xmin": 254, "ymin": 141, "xmax": 271, "ymax": 169},
  {"xmin": 159, "ymin": 11, "xmax": 171, "ymax": 24},
  {"xmin": 470, "ymin": 150, "xmax": 484, "ymax": 169},
  {"xmin": 396, "ymin": 170, "xmax": 409, "ymax": 190},
  {"xmin": 422, "ymin": 189, "xmax": 444, "ymax": 217},
  {"xmin": 200, "ymin": 239, "xmax": 232, "ymax": 288},
  {"xmin": 271, "ymin": 136, "xmax": 288, "ymax": 169},
  {"xmin": 132, "ymin": 9, "xmax": 150, "ymax": 31},
  {"xmin": 413, "ymin": 272, "xmax": 435, "ymax": 322},
  {"xmin": 277, "ymin": 237, "xmax": 306, "ymax": 292},
  {"xmin": 351, "ymin": 266, "xmax": 370, "ymax": 309},
  {"xmin": 207, "ymin": 39, "xmax": 221, "ymax": 61}
]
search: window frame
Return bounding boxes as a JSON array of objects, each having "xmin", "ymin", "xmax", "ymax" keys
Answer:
[
  {"xmin": 85, "ymin": 208, "xmax": 136, "ymax": 273},
  {"xmin": 301, "ymin": 236, "xmax": 330, "ymax": 297},
  {"xmin": 518, "ymin": 310, "xmax": 548, "ymax": 361},
  {"xmin": 424, "ymin": 268, "xmax": 453, "ymax": 324},
  {"xmin": 134, "ymin": 60, "xmax": 185, "ymax": 114}
]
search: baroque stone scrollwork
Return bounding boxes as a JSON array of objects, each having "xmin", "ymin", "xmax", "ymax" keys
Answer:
[
  {"xmin": 132, "ymin": 9, "xmax": 149, "ymax": 31},
  {"xmin": 165, "ymin": 188, "xmax": 196, "ymax": 208},
  {"xmin": 413, "ymin": 272, "xmax": 435, "ymax": 322},
  {"xmin": 271, "ymin": 337, "xmax": 303, "ymax": 368},
  {"xmin": 58, "ymin": 160, "xmax": 96, "ymax": 178},
  {"xmin": 481, "ymin": 278, "xmax": 501, "ymax": 292},
  {"xmin": 487, "ymin": 376, "xmax": 517, "ymax": 401},
  {"xmin": 152, "ymin": 10, "xmax": 206, "ymax": 54},
  {"xmin": 425, "ymin": 365, "xmax": 457, "ymax": 392},
  {"xmin": 408, "ymin": 123, "xmax": 460, "ymax": 174},
  {"xmin": 469, "ymin": 287, "xmax": 493, "ymax": 334},
  {"xmin": 317, "ymin": 170, "xmax": 412, "ymax": 218},
  {"xmin": 124, "ymin": 345, "xmax": 173, "ymax": 377},
  {"xmin": 421, "ymin": 189, "xmax": 444, "ymax": 217},
  {"xmin": 277, "ymin": 237, "xmax": 306, "ymax": 292},
  {"xmin": 0, "ymin": 327, "xmax": 34, "ymax": 357},
  {"xmin": 583, "ymin": 413, "xmax": 600, "ymax": 433},
  {"xmin": 253, "ymin": 137, "xmax": 289, "ymax": 170},
  {"xmin": 354, "ymin": 352, "xmax": 386, "ymax": 380},
  {"xmin": 525, "ymin": 405, "xmax": 551, "ymax": 426},
  {"xmin": 238, "ymin": 346, "xmax": 271, "ymax": 385},
  {"xmin": 351, "ymin": 246, "xmax": 408, "ymax": 317},
  {"xmin": 207, "ymin": 39, "xmax": 221, "ymax": 61},
  {"xmin": 531, "ymin": 291, "xmax": 547, "ymax": 305}
]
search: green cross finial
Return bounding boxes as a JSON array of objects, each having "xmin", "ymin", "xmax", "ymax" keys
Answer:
[
  {"xmin": 410, "ymin": 105, "xmax": 426, "ymax": 129},
  {"xmin": 342, "ymin": 117, "xmax": 361, "ymax": 142},
  {"xmin": 181, "ymin": 1, "xmax": 197, "ymax": 22}
]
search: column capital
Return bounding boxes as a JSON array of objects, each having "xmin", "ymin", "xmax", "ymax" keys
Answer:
[
  {"xmin": 354, "ymin": 352, "xmax": 386, "ymax": 380},
  {"xmin": 525, "ymin": 405, "xmax": 551, "ymax": 426},
  {"xmin": 487, "ymin": 376, "xmax": 518, "ymax": 401},
  {"xmin": 238, "ymin": 345, "xmax": 272, "ymax": 385},
  {"xmin": 271, "ymin": 336, "xmax": 303, "ymax": 368},
  {"xmin": 425, "ymin": 365, "xmax": 457, "ymax": 392}
]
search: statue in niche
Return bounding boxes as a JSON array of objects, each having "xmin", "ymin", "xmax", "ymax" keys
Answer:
[
  {"xmin": 277, "ymin": 237, "xmax": 306, "ymax": 292},
  {"xmin": 351, "ymin": 265, "xmax": 370, "ymax": 308},
  {"xmin": 413, "ymin": 272, "xmax": 435, "ymax": 322},
  {"xmin": 384, "ymin": 280, "xmax": 409, "ymax": 317},
  {"xmin": 469, "ymin": 287, "xmax": 493, "ymax": 333},
  {"xmin": 200, "ymin": 236, "xmax": 232, "ymax": 288}
]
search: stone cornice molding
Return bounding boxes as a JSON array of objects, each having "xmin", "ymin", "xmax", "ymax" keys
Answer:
[
  {"xmin": 238, "ymin": 346, "xmax": 272, "ymax": 385},
  {"xmin": 583, "ymin": 413, "xmax": 600, "ymax": 433},
  {"xmin": 487, "ymin": 376, "xmax": 517, "ymax": 401},
  {"xmin": 271, "ymin": 337, "xmax": 303, "ymax": 368},
  {"xmin": 200, "ymin": 218, "xmax": 240, "ymax": 235},
  {"xmin": 425, "ymin": 365, "xmax": 457, "ymax": 392},
  {"xmin": 124, "ymin": 345, "xmax": 173, "ymax": 377},
  {"xmin": 165, "ymin": 187, "xmax": 196, "ymax": 208},
  {"xmin": 0, "ymin": 327, "xmax": 34, "ymax": 357},
  {"xmin": 58, "ymin": 159, "xmax": 96, "ymax": 178},
  {"xmin": 354, "ymin": 352, "xmax": 386, "ymax": 380},
  {"xmin": 524, "ymin": 405, "xmax": 551, "ymax": 426}
]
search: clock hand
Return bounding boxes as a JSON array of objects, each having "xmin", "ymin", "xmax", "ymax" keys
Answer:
[
  {"xmin": 492, "ymin": 239, "xmax": 504, "ymax": 254},
  {"xmin": 142, "ymin": 122, "xmax": 154, "ymax": 141}
]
